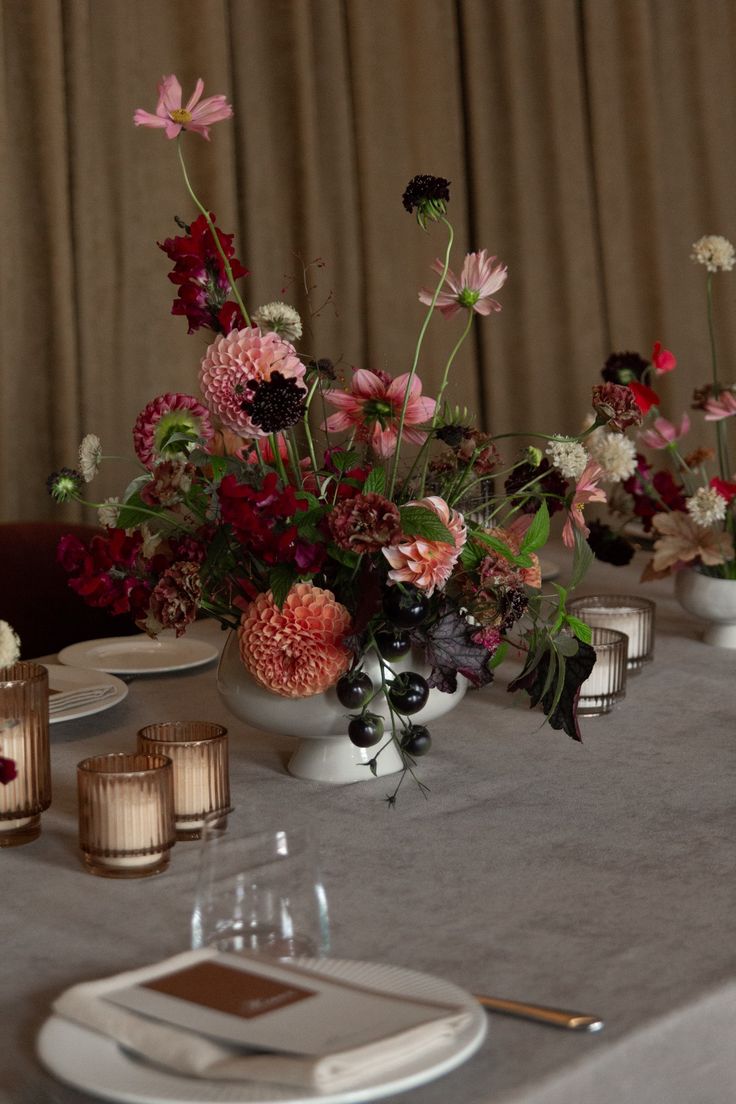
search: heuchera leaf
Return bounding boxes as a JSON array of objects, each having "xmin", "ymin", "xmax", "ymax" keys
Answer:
[
  {"xmin": 399, "ymin": 506, "xmax": 453, "ymax": 544},
  {"xmin": 508, "ymin": 638, "xmax": 596, "ymax": 741},
  {"xmin": 411, "ymin": 607, "xmax": 495, "ymax": 693}
]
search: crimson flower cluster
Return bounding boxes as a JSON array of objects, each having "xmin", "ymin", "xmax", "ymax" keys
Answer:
[{"xmin": 159, "ymin": 213, "xmax": 248, "ymax": 334}]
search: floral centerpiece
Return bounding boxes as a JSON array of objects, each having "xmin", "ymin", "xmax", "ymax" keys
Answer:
[
  {"xmin": 586, "ymin": 235, "xmax": 735, "ymax": 580},
  {"xmin": 47, "ymin": 76, "xmax": 650, "ymax": 797}
]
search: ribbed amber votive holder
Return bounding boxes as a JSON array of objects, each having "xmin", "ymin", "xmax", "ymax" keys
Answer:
[
  {"xmin": 0, "ymin": 663, "xmax": 51, "ymax": 847},
  {"xmin": 137, "ymin": 722, "xmax": 230, "ymax": 841},
  {"xmin": 77, "ymin": 753, "xmax": 175, "ymax": 878}
]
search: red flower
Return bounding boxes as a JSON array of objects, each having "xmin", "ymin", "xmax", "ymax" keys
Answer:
[
  {"xmin": 628, "ymin": 380, "xmax": 660, "ymax": 414},
  {"xmin": 623, "ymin": 457, "xmax": 686, "ymax": 529},
  {"xmin": 57, "ymin": 530, "xmax": 144, "ymax": 615},
  {"xmin": 158, "ymin": 214, "xmax": 248, "ymax": 334},
  {"xmin": 652, "ymin": 341, "xmax": 676, "ymax": 375},
  {"xmin": 0, "ymin": 755, "xmax": 17, "ymax": 785},
  {"xmin": 218, "ymin": 472, "xmax": 304, "ymax": 566},
  {"xmin": 710, "ymin": 476, "xmax": 736, "ymax": 504}
]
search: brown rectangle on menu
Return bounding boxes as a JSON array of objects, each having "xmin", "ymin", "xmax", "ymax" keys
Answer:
[{"xmin": 143, "ymin": 961, "xmax": 316, "ymax": 1020}]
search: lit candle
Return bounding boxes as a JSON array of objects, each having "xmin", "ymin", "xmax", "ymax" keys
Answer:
[
  {"xmin": 137, "ymin": 722, "xmax": 230, "ymax": 840},
  {"xmin": 577, "ymin": 628, "xmax": 628, "ymax": 716},
  {"xmin": 0, "ymin": 663, "xmax": 51, "ymax": 847},
  {"xmin": 568, "ymin": 595, "xmax": 655, "ymax": 673}
]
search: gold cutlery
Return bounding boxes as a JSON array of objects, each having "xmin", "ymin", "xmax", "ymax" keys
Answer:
[{"xmin": 474, "ymin": 994, "xmax": 604, "ymax": 1032}]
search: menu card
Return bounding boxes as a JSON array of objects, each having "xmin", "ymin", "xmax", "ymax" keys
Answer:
[{"xmin": 53, "ymin": 948, "xmax": 473, "ymax": 1091}]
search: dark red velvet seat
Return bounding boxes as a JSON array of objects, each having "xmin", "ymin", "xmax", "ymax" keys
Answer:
[{"xmin": 0, "ymin": 522, "xmax": 138, "ymax": 659}]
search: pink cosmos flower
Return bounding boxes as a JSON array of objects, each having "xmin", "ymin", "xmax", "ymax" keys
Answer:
[
  {"xmin": 322, "ymin": 369, "xmax": 435, "ymax": 459},
  {"xmin": 639, "ymin": 413, "xmax": 690, "ymax": 450},
  {"xmin": 383, "ymin": 496, "xmax": 467, "ymax": 595},
  {"xmin": 652, "ymin": 341, "xmax": 677, "ymax": 374},
  {"xmin": 133, "ymin": 75, "xmax": 233, "ymax": 141},
  {"xmin": 703, "ymin": 389, "xmax": 736, "ymax": 421},
  {"xmin": 200, "ymin": 327, "xmax": 307, "ymax": 439},
  {"xmin": 418, "ymin": 250, "xmax": 508, "ymax": 319},
  {"xmin": 562, "ymin": 460, "xmax": 607, "ymax": 548},
  {"xmin": 238, "ymin": 583, "xmax": 352, "ymax": 698},
  {"xmin": 133, "ymin": 393, "xmax": 214, "ymax": 469}
]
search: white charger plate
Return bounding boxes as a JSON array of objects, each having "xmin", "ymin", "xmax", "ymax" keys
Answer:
[
  {"xmin": 37, "ymin": 958, "xmax": 487, "ymax": 1104},
  {"xmin": 44, "ymin": 664, "xmax": 128, "ymax": 724},
  {"xmin": 58, "ymin": 634, "xmax": 219, "ymax": 676}
]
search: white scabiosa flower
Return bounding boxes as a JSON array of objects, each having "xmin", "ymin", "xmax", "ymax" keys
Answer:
[
  {"xmin": 690, "ymin": 235, "xmax": 735, "ymax": 273},
  {"xmin": 545, "ymin": 438, "xmax": 589, "ymax": 481},
  {"xmin": 0, "ymin": 621, "xmax": 21, "ymax": 667},
  {"xmin": 98, "ymin": 497, "xmax": 120, "ymax": 528},
  {"xmin": 139, "ymin": 524, "xmax": 162, "ymax": 560},
  {"xmin": 588, "ymin": 431, "xmax": 637, "ymax": 483},
  {"xmin": 78, "ymin": 434, "xmax": 102, "ymax": 482},
  {"xmin": 253, "ymin": 301, "xmax": 303, "ymax": 342},
  {"xmin": 686, "ymin": 486, "xmax": 728, "ymax": 526}
]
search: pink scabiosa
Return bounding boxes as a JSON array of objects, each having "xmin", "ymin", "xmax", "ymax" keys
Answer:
[
  {"xmin": 238, "ymin": 583, "xmax": 352, "ymax": 697},
  {"xmin": 323, "ymin": 369, "xmax": 436, "ymax": 459},
  {"xmin": 419, "ymin": 250, "xmax": 508, "ymax": 319},
  {"xmin": 562, "ymin": 460, "xmax": 607, "ymax": 548},
  {"xmin": 383, "ymin": 496, "xmax": 466, "ymax": 595},
  {"xmin": 200, "ymin": 327, "xmax": 307, "ymax": 439},
  {"xmin": 133, "ymin": 75, "xmax": 233, "ymax": 141},
  {"xmin": 133, "ymin": 393, "xmax": 214, "ymax": 469},
  {"xmin": 328, "ymin": 493, "xmax": 402, "ymax": 554}
]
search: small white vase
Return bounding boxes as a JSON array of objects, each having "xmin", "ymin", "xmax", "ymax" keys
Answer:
[
  {"xmin": 674, "ymin": 567, "xmax": 736, "ymax": 648},
  {"xmin": 217, "ymin": 631, "xmax": 467, "ymax": 784}
]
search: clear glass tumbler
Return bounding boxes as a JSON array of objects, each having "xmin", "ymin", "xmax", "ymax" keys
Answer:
[
  {"xmin": 0, "ymin": 663, "xmax": 51, "ymax": 846},
  {"xmin": 191, "ymin": 824, "xmax": 330, "ymax": 959},
  {"xmin": 568, "ymin": 595, "xmax": 655, "ymax": 673},
  {"xmin": 137, "ymin": 721, "xmax": 230, "ymax": 841},
  {"xmin": 576, "ymin": 627, "xmax": 628, "ymax": 716}
]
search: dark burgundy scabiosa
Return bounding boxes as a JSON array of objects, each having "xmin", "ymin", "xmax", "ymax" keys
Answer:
[
  {"xmin": 591, "ymin": 382, "xmax": 643, "ymax": 431},
  {"xmin": 586, "ymin": 519, "xmax": 636, "ymax": 566},
  {"xmin": 46, "ymin": 468, "xmax": 83, "ymax": 503},
  {"xmin": 401, "ymin": 175, "xmax": 451, "ymax": 229},
  {"xmin": 601, "ymin": 351, "xmax": 650, "ymax": 385},
  {"xmin": 145, "ymin": 561, "xmax": 202, "ymax": 637},
  {"xmin": 158, "ymin": 213, "xmax": 248, "ymax": 334},
  {"xmin": 328, "ymin": 492, "xmax": 402, "ymax": 554},
  {"xmin": 504, "ymin": 459, "xmax": 567, "ymax": 516},
  {"xmin": 0, "ymin": 754, "xmax": 16, "ymax": 785},
  {"xmin": 241, "ymin": 371, "xmax": 307, "ymax": 433}
]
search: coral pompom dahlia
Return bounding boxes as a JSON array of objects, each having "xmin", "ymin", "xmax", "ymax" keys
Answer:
[
  {"xmin": 238, "ymin": 583, "xmax": 352, "ymax": 698},
  {"xmin": 200, "ymin": 327, "xmax": 307, "ymax": 438}
]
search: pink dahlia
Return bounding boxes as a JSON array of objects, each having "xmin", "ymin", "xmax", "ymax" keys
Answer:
[
  {"xmin": 238, "ymin": 583, "xmax": 352, "ymax": 698},
  {"xmin": 200, "ymin": 327, "xmax": 307, "ymax": 439},
  {"xmin": 133, "ymin": 75, "xmax": 233, "ymax": 141},
  {"xmin": 322, "ymin": 369, "xmax": 436, "ymax": 459},
  {"xmin": 133, "ymin": 393, "xmax": 214, "ymax": 469},
  {"xmin": 383, "ymin": 496, "xmax": 466, "ymax": 595},
  {"xmin": 418, "ymin": 250, "xmax": 508, "ymax": 319}
]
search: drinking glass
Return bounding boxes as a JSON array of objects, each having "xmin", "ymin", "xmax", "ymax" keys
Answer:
[
  {"xmin": 191, "ymin": 823, "xmax": 330, "ymax": 959},
  {"xmin": 576, "ymin": 627, "xmax": 628, "ymax": 716},
  {"xmin": 0, "ymin": 663, "xmax": 51, "ymax": 846}
]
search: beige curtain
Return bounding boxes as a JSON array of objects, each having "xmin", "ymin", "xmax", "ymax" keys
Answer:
[{"xmin": 1, "ymin": 0, "xmax": 734, "ymax": 523}]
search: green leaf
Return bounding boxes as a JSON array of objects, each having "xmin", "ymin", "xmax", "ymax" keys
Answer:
[
  {"xmin": 328, "ymin": 546, "xmax": 360, "ymax": 569},
  {"xmin": 115, "ymin": 491, "xmax": 153, "ymax": 531},
  {"xmin": 569, "ymin": 527, "xmax": 594, "ymax": 590},
  {"xmin": 331, "ymin": 449, "xmax": 360, "ymax": 473},
  {"xmin": 488, "ymin": 641, "xmax": 509, "ymax": 669},
  {"xmin": 296, "ymin": 491, "xmax": 321, "ymax": 510},
  {"xmin": 520, "ymin": 501, "xmax": 550, "ymax": 553},
  {"xmin": 472, "ymin": 529, "xmax": 533, "ymax": 567},
  {"xmin": 269, "ymin": 564, "xmax": 298, "ymax": 608},
  {"xmin": 399, "ymin": 505, "xmax": 453, "ymax": 544},
  {"xmin": 554, "ymin": 634, "xmax": 580, "ymax": 658},
  {"xmin": 460, "ymin": 541, "xmax": 484, "ymax": 571},
  {"xmin": 362, "ymin": 467, "xmax": 386, "ymax": 495},
  {"xmin": 566, "ymin": 616, "xmax": 592, "ymax": 645}
]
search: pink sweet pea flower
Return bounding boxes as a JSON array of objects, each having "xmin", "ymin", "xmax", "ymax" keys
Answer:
[
  {"xmin": 418, "ymin": 250, "xmax": 508, "ymax": 319},
  {"xmin": 322, "ymin": 369, "xmax": 436, "ymax": 459},
  {"xmin": 703, "ymin": 390, "xmax": 736, "ymax": 421},
  {"xmin": 639, "ymin": 413, "xmax": 690, "ymax": 450},
  {"xmin": 134, "ymin": 75, "xmax": 233, "ymax": 140},
  {"xmin": 562, "ymin": 460, "xmax": 607, "ymax": 548},
  {"xmin": 629, "ymin": 380, "xmax": 660, "ymax": 415},
  {"xmin": 652, "ymin": 341, "xmax": 677, "ymax": 374}
]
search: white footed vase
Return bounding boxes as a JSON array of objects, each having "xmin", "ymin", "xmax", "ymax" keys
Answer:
[
  {"xmin": 674, "ymin": 567, "xmax": 736, "ymax": 648},
  {"xmin": 217, "ymin": 631, "xmax": 467, "ymax": 784}
]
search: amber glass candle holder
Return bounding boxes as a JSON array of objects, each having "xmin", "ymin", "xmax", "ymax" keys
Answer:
[
  {"xmin": 568, "ymin": 595, "xmax": 655, "ymax": 673},
  {"xmin": 77, "ymin": 753, "xmax": 175, "ymax": 878},
  {"xmin": 137, "ymin": 721, "xmax": 230, "ymax": 841},
  {"xmin": 0, "ymin": 663, "xmax": 51, "ymax": 847}
]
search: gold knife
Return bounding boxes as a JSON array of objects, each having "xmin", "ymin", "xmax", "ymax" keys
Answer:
[{"xmin": 474, "ymin": 994, "xmax": 604, "ymax": 1032}]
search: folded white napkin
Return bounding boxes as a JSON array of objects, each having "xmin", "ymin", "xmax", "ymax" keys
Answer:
[
  {"xmin": 48, "ymin": 684, "xmax": 115, "ymax": 712},
  {"xmin": 53, "ymin": 949, "xmax": 473, "ymax": 1092}
]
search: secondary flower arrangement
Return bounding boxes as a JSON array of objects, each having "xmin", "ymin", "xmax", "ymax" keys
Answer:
[
  {"xmin": 48, "ymin": 76, "xmax": 649, "ymax": 796},
  {"xmin": 587, "ymin": 235, "xmax": 736, "ymax": 580}
]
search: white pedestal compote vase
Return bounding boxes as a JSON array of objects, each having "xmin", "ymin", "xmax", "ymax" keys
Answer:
[
  {"xmin": 674, "ymin": 567, "xmax": 736, "ymax": 648},
  {"xmin": 217, "ymin": 631, "xmax": 468, "ymax": 784}
]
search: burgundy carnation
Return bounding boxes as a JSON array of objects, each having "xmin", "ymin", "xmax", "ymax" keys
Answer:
[
  {"xmin": 328, "ymin": 492, "xmax": 402, "ymax": 554},
  {"xmin": 146, "ymin": 562, "xmax": 202, "ymax": 637},
  {"xmin": 591, "ymin": 383, "xmax": 643, "ymax": 431}
]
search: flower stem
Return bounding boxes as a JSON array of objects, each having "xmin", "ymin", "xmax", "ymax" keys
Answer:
[
  {"xmin": 387, "ymin": 216, "xmax": 455, "ymax": 499},
  {"xmin": 706, "ymin": 273, "xmax": 730, "ymax": 479},
  {"xmin": 176, "ymin": 139, "xmax": 251, "ymax": 327},
  {"xmin": 269, "ymin": 434, "xmax": 289, "ymax": 485}
]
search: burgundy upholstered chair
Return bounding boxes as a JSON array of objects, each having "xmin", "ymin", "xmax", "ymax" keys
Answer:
[{"xmin": 0, "ymin": 522, "xmax": 138, "ymax": 659}]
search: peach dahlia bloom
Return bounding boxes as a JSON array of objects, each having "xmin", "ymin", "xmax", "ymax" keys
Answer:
[
  {"xmin": 383, "ymin": 496, "xmax": 466, "ymax": 595},
  {"xmin": 238, "ymin": 583, "xmax": 352, "ymax": 698}
]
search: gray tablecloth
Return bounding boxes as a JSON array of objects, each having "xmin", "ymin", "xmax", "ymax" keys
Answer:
[{"xmin": 2, "ymin": 552, "xmax": 735, "ymax": 1104}]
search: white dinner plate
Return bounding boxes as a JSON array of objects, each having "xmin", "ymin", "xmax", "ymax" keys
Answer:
[
  {"xmin": 44, "ymin": 664, "xmax": 128, "ymax": 724},
  {"xmin": 37, "ymin": 957, "xmax": 487, "ymax": 1104},
  {"xmin": 57, "ymin": 634, "xmax": 219, "ymax": 676}
]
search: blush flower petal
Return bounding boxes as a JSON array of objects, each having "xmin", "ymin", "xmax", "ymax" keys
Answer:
[
  {"xmin": 419, "ymin": 250, "xmax": 508, "ymax": 319},
  {"xmin": 322, "ymin": 369, "xmax": 436, "ymax": 459},
  {"xmin": 134, "ymin": 74, "xmax": 233, "ymax": 141},
  {"xmin": 703, "ymin": 390, "xmax": 736, "ymax": 421},
  {"xmin": 639, "ymin": 413, "xmax": 690, "ymax": 450},
  {"xmin": 562, "ymin": 460, "xmax": 607, "ymax": 548},
  {"xmin": 383, "ymin": 496, "xmax": 466, "ymax": 595}
]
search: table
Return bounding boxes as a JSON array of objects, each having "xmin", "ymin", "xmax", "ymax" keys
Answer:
[{"xmin": 2, "ymin": 552, "xmax": 735, "ymax": 1104}]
